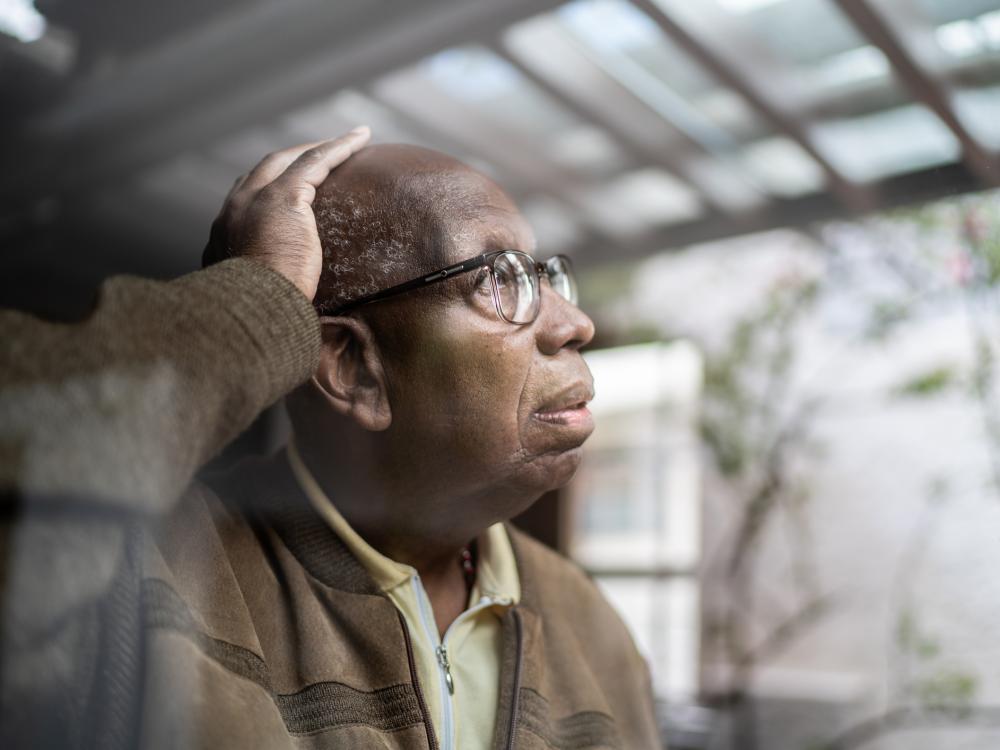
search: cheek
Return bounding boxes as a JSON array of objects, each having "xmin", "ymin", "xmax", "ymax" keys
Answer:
[
  {"xmin": 390, "ymin": 322, "xmax": 533, "ymax": 460},
  {"xmin": 449, "ymin": 339, "xmax": 531, "ymax": 448}
]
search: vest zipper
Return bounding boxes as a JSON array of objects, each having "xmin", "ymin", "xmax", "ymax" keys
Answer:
[
  {"xmin": 504, "ymin": 608, "xmax": 524, "ymax": 750},
  {"xmin": 435, "ymin": 644, "xmax": 455, "ymax": 695},
  {"xmin": 397, "ymin": 609, "xmax": 439, "ymax": 750},
  {"xmin": 413, "ymin": 576, "xmax": 457, "ymax": 750},
  {"xmin": 408, "ymin": 581, "xmax": 511, "ymax": 749}
]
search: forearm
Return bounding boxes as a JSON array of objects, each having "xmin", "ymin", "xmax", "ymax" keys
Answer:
[{"xmin": 0, "ymin": 258, "xmax": 321, "ymax": 514}]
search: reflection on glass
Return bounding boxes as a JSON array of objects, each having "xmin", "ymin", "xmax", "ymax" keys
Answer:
[{"xmin": 571, "ymin": 342, "xmax": 703, "ymax": 699}]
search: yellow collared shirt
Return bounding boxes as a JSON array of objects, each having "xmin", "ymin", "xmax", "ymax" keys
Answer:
[{"xmin": 287, "ymin": 443, "xmax": 520, "ymax": 750}]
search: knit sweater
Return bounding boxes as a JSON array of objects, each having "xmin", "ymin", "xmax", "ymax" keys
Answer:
[
  {"xmin": 0, "ymin": 259, "xmax": 662, "ymax": 749},
  {"xmin": 0, "ymin": 258, "xmax": 322, "ymax": 749}
]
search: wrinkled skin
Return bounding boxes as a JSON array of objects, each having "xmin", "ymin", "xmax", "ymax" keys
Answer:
[
  {"xmin": 287, "ymin": 145, "xmax": 595, "ymax": 632},
  {"xmin": 371, "ymin": 185, "xmax": 595, "ymax": 520}
]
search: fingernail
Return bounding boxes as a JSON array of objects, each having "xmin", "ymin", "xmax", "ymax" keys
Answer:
[{"xmin": 350, "ymin": 125, "xmax": 370, "ymax": 135}]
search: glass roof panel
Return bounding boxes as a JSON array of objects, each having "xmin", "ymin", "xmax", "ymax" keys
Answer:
[
  {"xmin": 914, "ymin": 0, "xmax": 1000, "ymax": 27},
  {"xmin": 557, "ymin": 0, "xmax": 771, "ymax": 143},
  {"xmin": 685, "ymin": 157, "xmax": 769, "ymax": 212},
  {"xmin": 547, "ymin": 125, "xmax": 630, "ymax": 179},
  {"xmin": 890, "ymin": 2, "xmax": 1000, "ymax": 70},
  {"xmin": 651, "ymin": 0, "xmax": 897, "ymax": 119},
  {"xmin": 879, "ymin": 1, "xmax": 1000, "ymax": 158},
  {"xmin": 716, "ymin": 0, "xmax": 870, "ymax": 66},
  {"xmin": 520, "ymin": 196, "xmax": 583, "ymax": 253},
  {"xmin": 954, "ymin": 85, "xmax": 1000, "ymax": 149},
  {"xmin": 647, "ymin": 0, "xmax": 983, "ymax": 185},
  {"xmin": 420, "ymin": 44, "xmax": 631, "ymax": 180},
  {"xmin": 318, "ymin": 90, "xmax": 498, "ymax": 179},
  {"xmin": 560, "ymin": 0, "xmax": 716, "ymax": 97},
  {"xmin": 936, "ymin": 17, "xmax": 992, "ymax": 59},
  {"xmin": 424, "ymin": 46, "xmax": 577, "ymax": 134},
  {"xmin": 810, "ymin": 44, "xmax": 891, "ymax": 91},
  {"xmin": 579, "ymin": 168, "xmax": 705, "ymax": 237},
  {"xmin": 853, "ymin": 0, "xmax": 1000, "ymax": 187},
  {"xmin": 739, "ymin": 136, "xmax": 827, "ymax": 197},
  {"xmin": 811, "ymin": 104, "xmax": 961, "ymax": 182},
  {"xmin": 932, "ymin": 9, "xmax": 1000, "ymax": 79},
  {"xmin": 505, "ymin": 12, "xmax": 701, "ymax": 158},
  {"xmin": 0, "ymin": 0, "xmax": 47, "ymax": 43}
]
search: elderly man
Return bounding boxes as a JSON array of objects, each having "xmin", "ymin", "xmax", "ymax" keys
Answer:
[{"xmin": 0, "ymin": 132, "xmax": 661, "ymax": 749}]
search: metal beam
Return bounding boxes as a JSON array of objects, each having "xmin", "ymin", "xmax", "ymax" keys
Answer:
[
  {"xmin": 490, "ymin": 41, "xmax": 733, "ymax": 216},
  {"xmin": 568, "ymin": 160, "xmax": 984, "ymax": 267},
  {"xmin": 2, "ymin": 0, "xmax": 569, "ymax": 202},
  {"xmin": 832, "ymin": 0, "xmax": 1000, "ymax": 187},
  {"xmin": 627, "ymin": 0, "xmax": 871, "ymax": 212}
]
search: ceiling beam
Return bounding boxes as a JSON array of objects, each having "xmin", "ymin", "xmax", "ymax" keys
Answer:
[
  {"xmin": 569, "ymin": 160, "xmax": 983, "ymax": 268},
  {"xmin": 489, "ymin": 41, "xmax": 734, "ymax": 217},
  {"xmin": 831, "ymin": 0, "xmax": 1000, "ymax": 187},
  {"xmin": 627, "ymin": 0, "xmax": 871, "ymax": 212},
  {"xmin": 2, "ymin": 0, "xmax": 568, "ymax": 203}
]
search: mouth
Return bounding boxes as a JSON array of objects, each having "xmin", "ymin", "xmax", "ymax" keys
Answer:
[
  {"xmin": 532, "ymin": 383, "xmax": 595, "ymax": 429},
  {"xmin": 532, "ymin": 403, "xmax": 592, "ymax": 427}
]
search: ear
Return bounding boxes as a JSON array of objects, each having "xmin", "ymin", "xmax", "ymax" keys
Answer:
[{"xmin": 311, "ymin": 316, "xmax": 392, "ymax": 431}]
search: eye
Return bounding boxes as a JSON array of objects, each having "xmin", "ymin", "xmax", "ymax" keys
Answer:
[
  {"xmin": 470, "ymin": 267, "xmax": 492, "ymax": 295},
  {"xmin": 492, "ymin": 263, "xmax": 512, "ymax": 289}
]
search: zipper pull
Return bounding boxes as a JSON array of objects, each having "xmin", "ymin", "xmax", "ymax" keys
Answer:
[{"xmin": 436, "ymin": 644, "xmax": 455, "ymax": 695}]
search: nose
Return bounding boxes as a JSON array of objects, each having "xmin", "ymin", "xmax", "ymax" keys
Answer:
[{"xmin": 535, "ymin": 283, "xmax": 595, "ymax": 355}]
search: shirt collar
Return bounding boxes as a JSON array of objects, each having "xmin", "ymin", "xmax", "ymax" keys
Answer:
[{"xmin": 287, "ymin": 441, "xmax": 520, "ymax": 604}]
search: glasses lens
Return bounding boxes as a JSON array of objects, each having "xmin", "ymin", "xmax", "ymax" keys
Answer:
[
  {"xmin": 546, "ymin": 255, "xmax": 577, "ymax": 305},
  {"xmin": 493, "ymin": 252, "xmax": 539, "ymax": 324}
]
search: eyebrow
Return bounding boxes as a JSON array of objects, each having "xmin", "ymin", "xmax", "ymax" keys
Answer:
[{"xmin": 477, "ymin": 225, "xmax": 534, "ymax": 254}]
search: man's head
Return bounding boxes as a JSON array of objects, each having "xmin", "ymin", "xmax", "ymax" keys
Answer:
[
  {"xmin": 287, "ymin": 144, "xmax": 595, "ymax": 543},
  {"xmin": 310, "ymin": 144, "xmax": 482, "ymax": 314}
]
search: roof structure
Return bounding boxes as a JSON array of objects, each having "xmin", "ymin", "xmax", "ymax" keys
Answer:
[{"xmin": 3, "ymin": 0, "xmax": 1000, "ymax": 272}]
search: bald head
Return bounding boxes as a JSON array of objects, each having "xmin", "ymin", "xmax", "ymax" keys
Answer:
[{"xmin": 312, "ymin": 143, "xmax": 511, "ymax": 315}]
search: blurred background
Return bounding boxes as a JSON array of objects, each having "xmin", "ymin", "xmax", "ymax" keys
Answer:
[{"xmin": 4, "ymin": 0, "xmax": 1000, "ymax": 747}]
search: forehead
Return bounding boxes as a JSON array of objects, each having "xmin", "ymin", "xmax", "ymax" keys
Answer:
[{"xmin": 437, "ymin": 170, "xmax": 536, "ymax": 263}]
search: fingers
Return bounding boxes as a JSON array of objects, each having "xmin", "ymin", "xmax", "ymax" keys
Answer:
[
  {"xmin": 237, "ymin": 140, "xmax": 326, "ymax": 195},
  {"xmin": 225, "ymin": 173, "xmax": 248, "ymax": 201},
  {"xmin": 202, "ymin": 126, "xmax": 370, "ymax": 282},
  {"xmin": 269, "ymin": 127, "xmax": 371, "ymax": 192},
  {"xmin": 227, "ymin": 127, "xmax": 370, "ymax": 206}
]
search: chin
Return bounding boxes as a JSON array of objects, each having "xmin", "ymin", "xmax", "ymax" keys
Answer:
[
  {"xmin": 547, "ymin": 446, "xmax": 585, "ymax": 486},
  {"xmin": 489, "ymin": 446, "xmax": 584, "ymax": 526},
  {"xmin": 519, "ymin": 445, "xmax": 584, "ymax": 495}
]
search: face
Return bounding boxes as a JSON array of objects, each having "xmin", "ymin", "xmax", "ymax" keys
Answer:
[{"xmin": 370, "ymin": 172, "xmax": 596, "ymax": 521}]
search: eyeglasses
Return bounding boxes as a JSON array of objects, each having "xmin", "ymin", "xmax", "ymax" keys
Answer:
[{"xmin": 324, "ymin": 250, "xmax": 578, "ymax": 325}]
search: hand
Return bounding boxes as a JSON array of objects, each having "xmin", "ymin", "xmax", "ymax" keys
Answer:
[{"xmin": 202, "ymin": 127, "xmax": 371, "ymax": 300}]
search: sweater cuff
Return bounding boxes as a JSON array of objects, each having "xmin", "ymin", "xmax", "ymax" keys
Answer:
[{"xmin": 190, "ymin": 258, "xmax": 322, "ymax": 398}]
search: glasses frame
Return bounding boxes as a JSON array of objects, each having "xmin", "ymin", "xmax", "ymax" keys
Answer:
[{"xmin": 323, "ymin": 250, "xmax": 576, "ymax": 325}]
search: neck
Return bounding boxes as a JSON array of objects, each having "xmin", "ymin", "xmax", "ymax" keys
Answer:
[
  {"xmin": 292, "ymin": 433, "xmax": 476, "ymax": 578},
  {"xmin": 293, "ymin": 437, "xmax": 478, "ymax": 637}
]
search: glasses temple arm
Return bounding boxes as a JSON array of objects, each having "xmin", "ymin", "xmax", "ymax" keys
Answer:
[{"xmin": 323, "ymin": 253, "xmax": 491, "ymax": 316}]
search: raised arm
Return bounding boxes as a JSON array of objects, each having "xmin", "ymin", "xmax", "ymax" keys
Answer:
[
  {"xmin": 0, "ymin": 127, "xmax": 370, "ymax": 512},
  {"xmin": 0, "ymin": 129, "xmax": 370, "ymax": 748}
]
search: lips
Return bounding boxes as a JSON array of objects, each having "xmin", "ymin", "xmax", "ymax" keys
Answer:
[
  {"xmin": 535, "ymin": 382, "xmax": 594, "ymax": 414},
  {"xmin": 532, "ymin": 382, "xmax": 595, "ymax": 429}
]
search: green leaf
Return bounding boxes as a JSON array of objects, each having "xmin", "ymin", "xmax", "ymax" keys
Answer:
[
  {"xmin": 916, "ymin": 670, "xmax": 978, "ymax": 708},
  {"xmin": 892, "ymin": 366, "xmax": 956, "ymax": 398}
]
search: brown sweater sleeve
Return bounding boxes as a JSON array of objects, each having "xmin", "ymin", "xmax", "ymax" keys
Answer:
[
  {"xmin": 0, "ymin": 257, "xmax": 321, "ymax": 512},
  {"xmin": 0, "ymin": 260, "xmax": 321, "ymax": 746}
]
